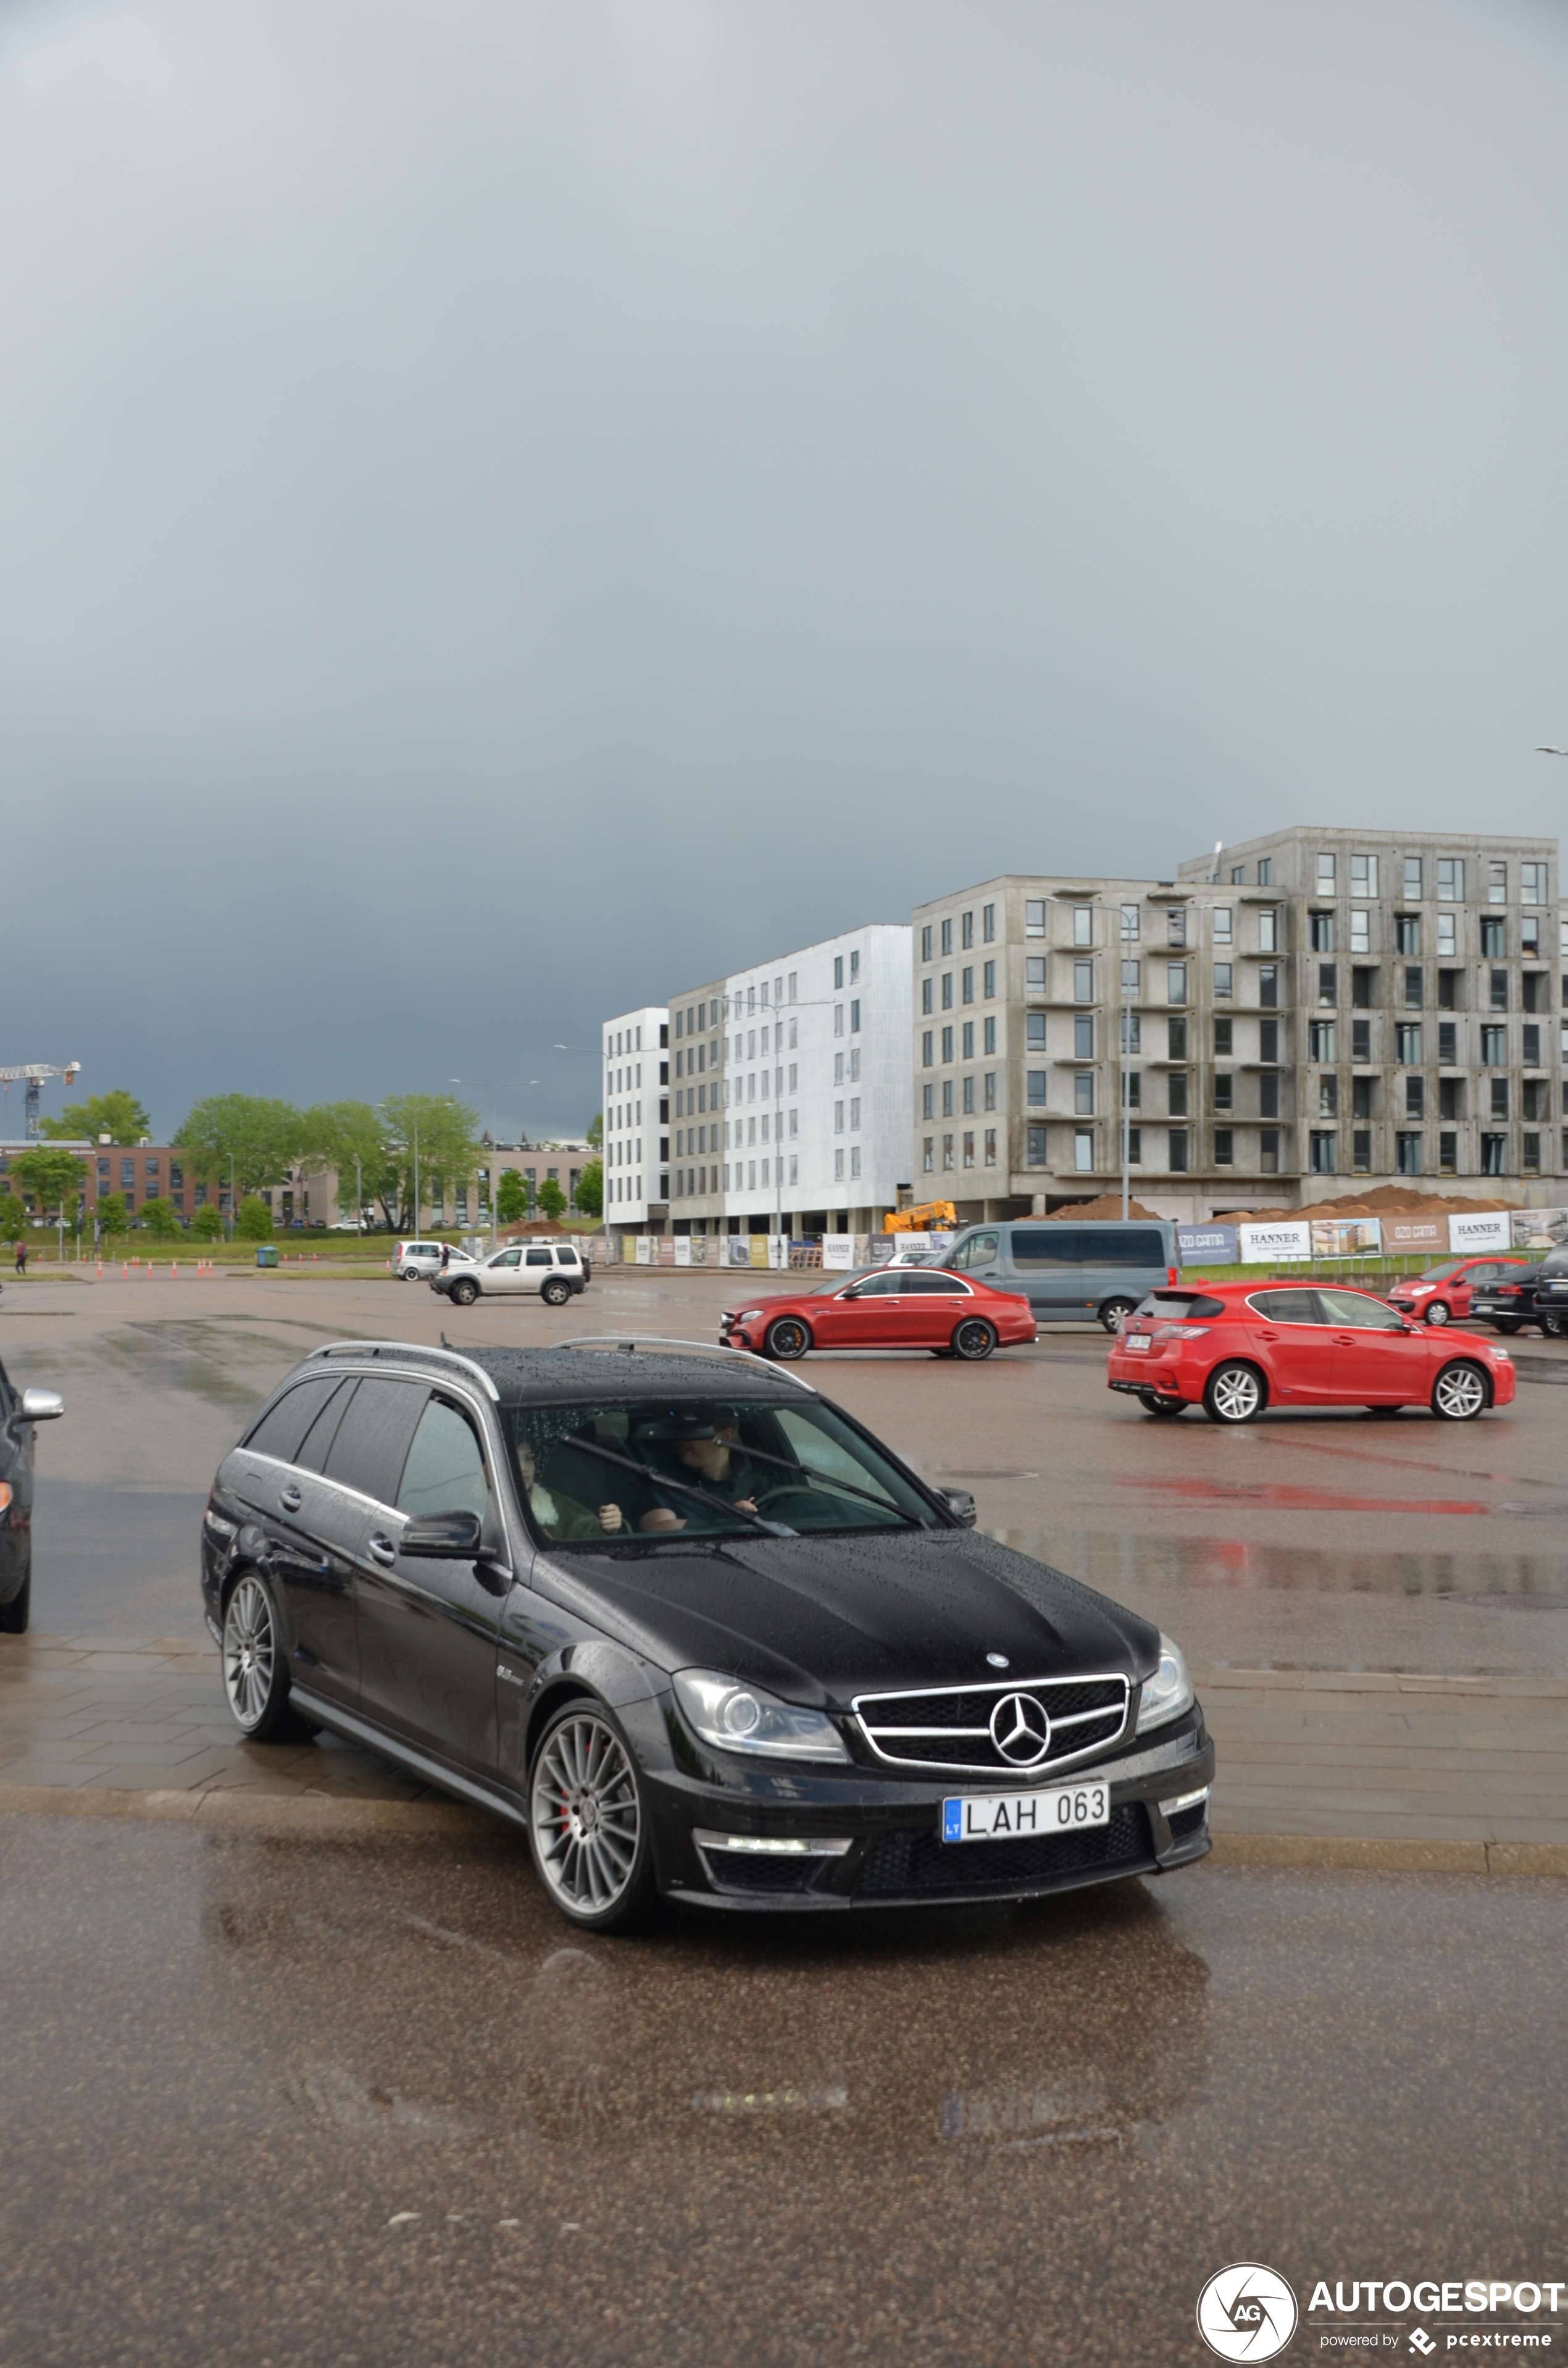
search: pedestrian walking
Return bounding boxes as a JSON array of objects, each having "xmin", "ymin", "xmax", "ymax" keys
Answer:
[
  {"xmin": 14, "ymin": 1242, "xmax": 27, "ymax": 1276},
  {"xmin": 440, "ymin": 1243, "xmax": 451, "ymax": 1271}
]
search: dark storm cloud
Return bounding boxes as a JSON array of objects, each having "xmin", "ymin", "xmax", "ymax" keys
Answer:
[{"xmin": 1, "ymin": 0, "xmax": 1565, "ymax": 1136}]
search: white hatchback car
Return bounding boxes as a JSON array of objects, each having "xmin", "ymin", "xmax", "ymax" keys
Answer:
[
  {"xmin": 430, "ymin": 1240, "xmax": 588, "ymax": 1307},
  {"xmin": 394, "ymin": 1240, "xmax": 477, "ymax": 1281}
]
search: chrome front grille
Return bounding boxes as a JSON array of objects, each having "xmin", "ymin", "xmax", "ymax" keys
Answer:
[{"xmin": 852, "ymin": 1674, "xmax": 1130, "ymax": 1776}]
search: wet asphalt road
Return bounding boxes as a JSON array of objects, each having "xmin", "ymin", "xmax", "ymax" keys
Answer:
[
  {"xmin": 1, "ymin": 1814, "xmax": 1563, "ymax": 2368},
  {"xmin": 6, "ymin": 1266, "xmax": 1567, "ymax": 1670}
]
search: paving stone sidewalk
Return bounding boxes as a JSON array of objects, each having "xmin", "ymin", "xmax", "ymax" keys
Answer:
[{"xmin": 1, "ymin": 1633, "xmax": 1564, "ymax": 1862}]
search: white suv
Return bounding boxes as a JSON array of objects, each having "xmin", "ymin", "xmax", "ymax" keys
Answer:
[
  {"xmin": 394, "ymin": 1240, "xmax": 477, "ymax": 1281},
  {"xmin": 431, "ymin": 1240, "xmax": 587, "ymax": 1307}
]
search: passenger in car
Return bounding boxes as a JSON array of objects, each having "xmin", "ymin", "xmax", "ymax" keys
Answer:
[{"xmin": 515, "ymin": 1439, "xmax": 625, "ymax": 1539}]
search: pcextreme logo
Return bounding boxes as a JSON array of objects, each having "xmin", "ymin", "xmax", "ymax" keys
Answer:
[{"xmin": 1197, "ymin": 2264, "xmax": 1299, "ymax": 2361}]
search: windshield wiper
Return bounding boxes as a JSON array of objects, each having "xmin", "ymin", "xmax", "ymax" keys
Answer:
[{"xmin": 552, "ymin": 1434, "xmax": 796, "ymax": 1536}]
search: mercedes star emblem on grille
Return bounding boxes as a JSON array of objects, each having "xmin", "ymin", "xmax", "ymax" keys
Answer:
[{"xmin": 988, "ymin": 1692, "xmax": 1051, "ymax": 1765}]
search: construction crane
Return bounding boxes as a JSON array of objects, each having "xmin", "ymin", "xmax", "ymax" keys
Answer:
[{"xmin": 0, "ymin": 1063, "xmax": 81, "ymax": 1140}]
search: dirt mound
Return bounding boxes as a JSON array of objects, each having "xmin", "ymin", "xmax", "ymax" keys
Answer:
[
  {"xmin": 1212, "ymin": 1187, "xmax": 1518, "ymax": 1225},
  {"xmin": 1045, "ymin": 1194, "xmax": 1164, "ymax": 1221}
]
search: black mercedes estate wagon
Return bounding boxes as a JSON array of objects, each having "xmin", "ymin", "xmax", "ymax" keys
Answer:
[{"xmin": 202, "ymin": 1339, "xmax": 1214, "ymax": 1931}]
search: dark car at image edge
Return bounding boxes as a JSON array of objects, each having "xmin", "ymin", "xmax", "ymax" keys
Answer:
[
  {"xmin": 201, "ymin": 1338, "xmax": 1213, "ymax": 1931},
  {"xmin": 0, "ymin": 1359, "xmax": 65, "ymax": 1634}
]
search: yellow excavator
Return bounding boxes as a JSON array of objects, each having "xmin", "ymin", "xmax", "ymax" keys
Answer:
[{"xmin": 884, "ymin": 1200, "xmax": 959, "ymax": 1234}]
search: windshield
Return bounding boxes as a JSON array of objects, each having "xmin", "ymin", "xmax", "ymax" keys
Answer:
[
  {"xmin": 503, "ymin": 1394, "xmax": 942, "ymax": 1544},
  {"xmin": 1417, "ymin": 1260, "xmax": 1464, "ymax": 1282}
]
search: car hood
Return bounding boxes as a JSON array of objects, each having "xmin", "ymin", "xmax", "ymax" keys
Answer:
[{"xmin": 532, "ymin": 1528, "xmax": 1161, "ymax": 1706}]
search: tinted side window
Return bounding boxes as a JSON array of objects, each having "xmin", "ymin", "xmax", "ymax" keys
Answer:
[
  {"xmin": 849, "ymin": 1272, "xmax": 903, "ymax": 1297},
  {"xmin": 949, "ymin": 1231, "xmax": 999, "ymax": 1270},
  {"xmin": 1010, "ymin": 1229, "xmax": 1082, "ymax": 1268},
  {"xmin": 1143, "ymin": 1294, "xmax": 1226, "ymax": 1321},
  {"xmin": 556, "ymin": 1249, "xmax": 579, "ymax": 1265},
  {"xmin": 1248, "ymin": 1290, "xmax": 1325, "ymax": 1324},
  {"xmin": 1093, "ymin": 1228, "xmax": 1167, "ymax": 1269},
  {"xmin": 243, "ymin": 1376, "xmax": 348, "ymax": 1463},
  {"xmin": 525, "ymin": 1248, "xmax": 553, "ymax": 1267},
  {"xmin": 398, "ymin": 1399, "xmax": 491, "ymax": 1521},
  {"xmin": 902, "ymin": 1272, "xmax": 967, "ymax": 1294},
  {"xmin": 322, "ymin": 1378, "xmax": 428, "ymax": 1504},
  {"xmin": 295, "ymin": 1381, "xmax": 357, "ymax": 1473}
]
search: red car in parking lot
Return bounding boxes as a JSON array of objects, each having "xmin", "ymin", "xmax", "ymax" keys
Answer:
[
  {"xmin": 1385, "ymin": 1255, "xmax": 1529, "ymax": 1327},
  {"xmin": 721, "ymin": 1268, "xmax": 1036, "ymax": 1362},
  {"xmin": 1106, "ymin": 1281, "xmax": 1516, "ymax": 1423}
]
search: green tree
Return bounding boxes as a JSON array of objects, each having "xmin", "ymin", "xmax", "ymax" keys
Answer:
[
  {"xmin": 40, "ymin": 1089, "xmax": 153, "ymax": 1145},
  {"xmin": 299, "ymin": 1101, "xmax": 391, "ymax": 1222},
  {"xmin": 536, "ymin": 1176, "xmax": 567, "ymax": 1223},
  {"xmin": 176, "ymin": 1095, "xmax": 303, "ymax": 1197},
  {"xmin": 190, "ymin": 1204, "xmax": 225, "ymax": 1241},
  {"xmin": 94, "ymin": 1192, "xmax": 127, "ymax": 1237},
  {"xmin": 0, "ymin": 1190, "xmax": 23, "ymax": 1243},
  {"xmin": 573, "ymin": 1158, "xmax": 603, "ymax": 1219},
  {"xmin": 377, "ymin": 1093, "xmax": 483, "ymax": 1230},
  {"xmin": 10, "ymin": 1147, "xmax": 85, "ymax": 1221},
  {"xmin": 235, "ymin": 1195, "xmax": 274, "ymax": 1240},
  {"xmin": 495, "ymin": 1169, "xmax": 527, "ymax": 1224},
  {"xmin": 138, "ymin": 1197, "xmax": 182, "ymax": 1239},
  {"xmin": 585, "ymin": 1110, "xmax": 603, "ymax": 1150}
]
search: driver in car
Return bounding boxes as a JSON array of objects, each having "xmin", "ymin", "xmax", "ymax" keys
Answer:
[{"xmin": 637, "ymin": 1408, "xmax": 762, "ymax": 1533}]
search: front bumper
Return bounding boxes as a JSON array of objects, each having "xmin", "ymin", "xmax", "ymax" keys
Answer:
[{"xmin": 622, "ymin": 1695, "xmax": 1216, "ymax": 1912}]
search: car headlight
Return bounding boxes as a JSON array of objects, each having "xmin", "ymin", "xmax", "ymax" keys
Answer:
[
  {"xmin": 733, "ymin": 1308, "xmax": 764, "ymax": 1323},
  {"xmin": 673, "ymin": 1668, "xmax": 849, "ymax": 1763},
  {"xmin": 1135, "ymin": 1635, "xmax": 1195, "ymax": 1735}
]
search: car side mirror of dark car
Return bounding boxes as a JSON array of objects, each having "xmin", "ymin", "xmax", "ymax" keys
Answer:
[
  {"xmin": 17, "ymin": 1389, "xmax": 64, "ymax": 1422},
  {"xmin": 401, "ymin": 1510, "xmax": 484, "ymax": 1558},
  {"xmin": 937, "ymin": 1487, "xmax": 977, "ymax": 1527}
]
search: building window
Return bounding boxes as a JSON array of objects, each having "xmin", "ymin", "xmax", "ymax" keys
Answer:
[
  {"xmin": 961, "ymin": 1075, "xmax": 974, "ymax": 1113},
  {"xmin": 849, "ymin": 1097, "xmax": 861, "ymax": 1131},
  {"xmin": 1212, "ymin": 1016, "xmax": 1234, "ymax": 1060},
  {"xmin": 1168, "ymin": 1015, "xmax": 1188, "ymax": 1060},
  {"xmin": 1522, "ymin": 861, "xmax": 1548, "ymax": 905},
  {"xmin": 1026, "ymin": 1124, "xmax": 1048, "ymax": 1166},
  {"xmin": 1523, "ymin": 1132, "xmax": 1541, "ymax": 1173},
  {"xmin": 1121, "ymin": 959, "xmax": 1141, "ymax": 997},
  {"xmin": 941, "ymin": 1026, "xmax": 954, "ymax": 1063},
  {"xmin": 1437, "ymin": 858, "xmax": 1464, "ymax": 902},
  {"xmin": 1437, "ymin": 911, "xmax": 1457, "ymax": 959},
  {"xmin": 1074, "ymin": 1015, "xmax": 1093, "ymax": 1058},
  {"xmin": 1074, "ymin": 961, "xmax": 1093, "ymax": 1003},
  {"xmin": 940, "ymin": 919, "xmax": 953, "ymax": 957},
  {"xmin": 1167, "ymin": 1129, "xmax": 1188, "ymax": 1173},
  {"xmin": 1405, "ymin": 1075, "xmax": 1425, "ymax": 1120},
  {"xmin": 1213, "ymin": 1073, "xmax": 1233, "ymax": 1111},
  {"xmin": 922, "ymin": 1137, "xmax": 934, "ymax": 1173},
  {"xmin": 1258, "ymin": 858, "xmax": 1272, "ymax": 886},
  {"xmin": 942, "ymin": 1081, "xmax": 954, "ymax": 1118},
  {"xmin": 1309, "ymin": 1130, "xmax": 1337, "ymax": 1174},
  {"xmin": 983, "ymin": 960, "xmax": 996, "ymax": 998},
  {"xmin": 1319, "ymin": 1074, "xmax": 1338, "ymax": 1118},
  {"xmin": 984, "ymin": 1128, "xmax": 997, "ymax": 1166},
  {"xmin": 1167, "ymin": 1072, "xmax": 1189, "ymax": 1118},
  {"xmin": 1258, "ymin": 908, "xmax": 1278, "ymax": 953},
  {"xmin": 833, "ymin": 1100, "xmax": 844, "ymax": 1135},
  {"xmin": 1230, "ymin": 864, "xmax": 1246, "ymax": 885},
  {"xmin": 1524, "ymin": 1023, "xmax": 1541, "ymax": 1067},
  {"xmin": 922, "ymin": 977, "xmax": 933, "ymax": 1015},
  {"xmin": 833, "ymin": 1150, "xmax": 844, "ymax": 1181},
  {"xmin": 1353, "ymin": 1129, "xmax": 1372, "ymax": 1175},
  {"xmin": 1215, "ymin": 964, "xmax": 1233, "ymax": 998},
  {"xmin": 1027, "ymin": 1071, "xmax": 1048, "ymax": 1107},
  {"xmin": 1120, "ymin": 903, "xmax": 1140, "ymax": 942},
  {"xmin": 1074, "ymin": 1129, "xmax": 1095, "ymax": 1173},
  {"xmin": 1522, "ymin": 915, "xmax": 1540, "ymax": 954},
  {"xmin": 1480, "ymin": 1133, "xmax": 1506, "ymax": 1174},
  {"xmin": 1167, "ymin": 906, "xmax": 1187, "ymax": 948},
  {"xmin": 1317, "ymin": 853, "xmax": 1337, "ymax": 890},
  {"xmin": 1350, "ymin": 908, "xmax": 1370, "ymax": 955},
  {"xmin": 984, "ymin": 1072, "xmax": 996, "ymax": 1110},
  {"xmin": 942, "ymin": 1133, "xmax": 955, "ymax": 1170},
  {"xmin": 1437, "ymin": 1020, "xmax": 1458, "ymax": 1065},
  {"xmin": 1311, "ymin": 911, "xmax": 1335, "ymax": 953},
  {"xmin": 834, "ymin": 1005, "xmax": 843, "ymax": 1036},
  {"xmin": 1025, "ymin": 957, "xmax": 1046, "ymax": 994},
  {"xmin": 1121, "ymin": 1011, "xmax": 1141, "ymax": 1053},
  {"xmin": 984, "ymin": 1015, "xmax": 997, "ymax": 1055},
  {"xmin": 940, "ymin": 974, "xmax": 953, "ymax": 1010},
  {"xmin": 1489, "ymin": 968, "xmax": 1508, "ymax": 1011},
  {"xmin": 1259, "ymin": 964, "xmax": 1278, "ymax": 1008},
  {"xmin": 1481, "ymin": 918, "xmax": 1504, "ymax": 960},
  {"xmin": 1309, "ymin": 1020, "xmax": 1337, "ymax": 1062},
  {"xmin": 1488, "ymin": 861, "xmax": 1507, "ymax": 905},
  {"xmin": 1027, "ymin": 1013, "xmax": 1046, "ymax": 1050},
  {"xmin": 1318, "ymin": 963, "xmax": 1337, "ymax": 1005},
  {"xmin": 1166, "ymin": 963, "xmax": 1188, "ymax": 1005},
  {"xmin": 1259, "ymin": 1128, "xmax": 1279, "ymax": 1173},
  {"xmin": 1073, "ymin": 1073, "xmax": 1094, "ymax": 1115},
  {"xmin": 850, "ymin": 999, "xmax": 861, "ymax": 1032},
  {"xmin": 1025, "ymin": 900, "xmax": 1046, "ymax": 938},
  {"xmin": 961, "ymin": 911, "xmax": 974, "ymax": 949},
  {"xmin": 921, "ymin": 925, "xmax": 933, "ymax": 961},
  {"xmin": 1482, "ymin": 1024, "xmax": 1506, "ymax": 1066},
  {"xmin": 850, "ymin": 1145, "xmax": 862, "ymax": 1178},
  {"xmin": 1396, "ymin": 1023, "xmax": 1421, "ymax": 1063},
  {"xmin": 982, "ymin": 903, "xmax": 996, "ymax": 942},
  {"xmin": 922, "ymin": 1084, "xmax": 935, "ymax": 1121},
  {"xmin": 961, "ymin": 1132, "xmax": 974, "ymax": 1168},
  {"xmin": 1212, "ymin": 906, "xmax": 1232, "ymax": 944},
  {"xmin": 1490, "ymin": 1077, "xmax": 1509, "ymax": 1121},
  {"xmin": 1395, "ymin": 914, "xmax": 1420, "ymax": 956},
  {"xmin": 1402, "ymin": 965, "xmax": 1422, "ymax": 1008},
  {"xmin": 922, "ymin": 1030, "xmax": 933, "ymax": 1066},
  {"xmin": 1213, "ymin": 1129, "xmax": 1234, "ymax": 1167}
]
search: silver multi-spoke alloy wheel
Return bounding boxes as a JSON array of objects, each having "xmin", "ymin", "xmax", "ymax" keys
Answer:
[
  {"xmin": 1433, "ymin": 1361, "xmax": 1488, "ymax": 1421},
  {"xmin": 223, "ymin": 1574, "xmax": 278, "ymax": 1732},
  {"xmin": 1424, "ymin": 1301, "xmax": 1451, "ymax": 1325},
  {"xmin": 1204, "ymin": 1362, "xmax": 1264, "ymax": 1424},
  {"xmin": 530, "ymin": 1708, "xmax": 646, "ymax": 1927}
]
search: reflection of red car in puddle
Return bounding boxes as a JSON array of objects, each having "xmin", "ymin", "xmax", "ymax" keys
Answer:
[
  {"xmin": 1107, "ymin": 1281, "xmax": 1516, "ymax": 1424},
  {"xmin": 721, "ymin": 1269, "xmax": 1037, "ymax": 1362}
]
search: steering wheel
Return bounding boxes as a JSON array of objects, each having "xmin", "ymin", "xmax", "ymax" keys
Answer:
[{"xmin": 749, "ymin": 1484, "xmax": 830, "ymax": 1515}]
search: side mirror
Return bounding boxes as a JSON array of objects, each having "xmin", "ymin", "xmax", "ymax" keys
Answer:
[
  {"xmin": 937, "ymin": 1487, "xmax": 977, "ymax": 1528},
  {"xmin": 401, "ymin": 1510, "xmax": 483, "ymax": 1558},
  {"xmin": 19, "ymin": 1389, "xmax": 64, "ymax": 1423}
]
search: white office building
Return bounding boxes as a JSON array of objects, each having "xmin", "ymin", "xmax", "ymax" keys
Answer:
[
  {"xmin": 601, "ymin": 1005, "xmax": 669, "ymax": 1229},
  {"xmin": 665, "ymin": 923, "xmax": 912, "ymax": 1235}
]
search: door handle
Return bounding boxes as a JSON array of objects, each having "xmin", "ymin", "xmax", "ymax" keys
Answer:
[
  {"xmin": 1333, "ymin": 1333, "xmax": 1355, "ymax": 1344},
  {"xmin": 1259, "ymin": 1329, "xmax": 1279, "ymax": 1341},
  {"xmin": 280, "ymin": 1485, "xmax": 302, "ymax": 1512},
  {"xmin": 368, "ymin": 1533, "xmax": 397, "ymax": 1567}
]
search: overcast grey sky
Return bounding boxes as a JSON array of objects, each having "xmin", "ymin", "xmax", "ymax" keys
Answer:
[{"xmin": 2, "ymin": 0, "xmax": 1565, "ymax": 1140}]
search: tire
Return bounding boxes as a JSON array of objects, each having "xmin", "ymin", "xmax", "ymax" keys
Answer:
[
  {"xmin": 1203, "ymin": 1362, "xmax": 1266, "ymax": 1425},
  {"xmin": 527, "ymin": 1699, "xmax": 656, "ymax": 1933},
  {"xmin": 541, "ymin": 1278, "xmax": 571, "ymax": 1307},
  {"xmin": 1423, "ymin": 1302, "xmax": 1451, "ymax": 1326},
  {"xmin": 1432, "ymin": 1360, "xmax": 1490, "ymax": 1421},
  {"xmin": 1100, "ymin": 1298, "xmax": 1137, "ymax": 1335},
  {"xmin": 220, "ymin": 1571, "xmax": 298, "ymax": 1741},
  {"xmin": 449, "ymin": 1278, "xmax": 478, "ymax": 1307},
  {"xmin": 1540, "ymin": 1313, "xmax": 1566, "ymax": 1341},
  {"xmin": 764, "ymin": 1316, "xmax": 811, "ymax": 1361},
  {"xmin": 951, "ymin": 1317, "xmax": 997, "ymax": 1361},
  {"xmin": 0, "ymin": 1546, "xmax": 31, "ymax": 1634},
  {"xmin": 1491, "ymin": 1321, "xmax": 1522, "ymax": 1336},
  {"xmin": 401, "ymin": 1265, "xmax": 423, "ymax": 1281},
  {"xmin": 1139, "ymin": 1392, "xmax": 1185, "ymax": 1418}
]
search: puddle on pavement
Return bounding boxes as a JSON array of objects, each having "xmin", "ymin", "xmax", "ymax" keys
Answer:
[{"xmin": 991, "ymin": 1526, "xmax": 1568, "ymax": 1603}]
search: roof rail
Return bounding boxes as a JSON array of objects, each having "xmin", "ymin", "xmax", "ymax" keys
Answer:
[
  {"xmin": 554, "ymin": 1336, "xmax": 817, "ymax": 1394},
  {"xmin": 304, "ymin": 1339, "xmax": 501, "ymax": 1402}
]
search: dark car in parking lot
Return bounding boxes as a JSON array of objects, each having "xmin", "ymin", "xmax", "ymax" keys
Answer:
[
  {"xmin": 1469, "ymin": 1253, "xmax": 1568, "ymax": 1337},
  {"xmin": 1523, "ymin": 1247, "xmax": 1568, "ymax": 1337},
  {"xmin": 0, "ymin": 1358, "xmax": 65, "ymax": 1634},
  {"xmin": 201, "ymin": 1338, "xmax": 1212, "ymax": 1932}
]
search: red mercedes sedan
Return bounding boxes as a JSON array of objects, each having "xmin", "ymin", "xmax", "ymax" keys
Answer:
[
  {"xmin": 721, "ymin": 1268, "xmax": 1037, "ymax": 1362},
  {"xmin": 1106, "ymin": 1280, "xmax": 1516, "ymax": 1423},
  {"xmin": 1385, "ymin": 1255, "xmax": 1529, "ymax": 1327}
]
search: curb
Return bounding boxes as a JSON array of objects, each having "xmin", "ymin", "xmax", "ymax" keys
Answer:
[{"xmin": 0, "ymin": 1782, "xmax": 1564, "ymax": 1873}]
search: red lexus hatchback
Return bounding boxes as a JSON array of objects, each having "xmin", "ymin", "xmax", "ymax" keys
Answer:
[
  {"xmin": 721, "ymin": 1268, "xmax": 1036, "ymax": 1362},
  {"xmin": 1106, "ymin": 1280, "xmax": 1516, "ymax": 1423}
]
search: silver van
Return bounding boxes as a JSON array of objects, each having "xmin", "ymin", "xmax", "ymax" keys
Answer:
[{"xmin": 941, "ymin": 1219, "xmax": 1180, "ymax": 1332}]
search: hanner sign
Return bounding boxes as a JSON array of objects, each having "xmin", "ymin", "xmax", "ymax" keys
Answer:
[{"xmin": 1238, "ymin": 1221, "xmax": 1312, "ymax": 1264}]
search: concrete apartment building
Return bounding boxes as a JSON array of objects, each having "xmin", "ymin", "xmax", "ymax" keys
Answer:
[
  {"xmin": 914, "ymin": 828, "xmax": 1565, "ymax": 1221},
  {"xmin": 601, "ymin": 1005, "xmax": 669, "ymax": 1225},
  {"xmin": 656, "ymin": 923, "xmax": 912, "ymax": 1237}
]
